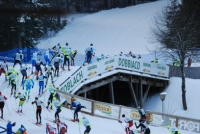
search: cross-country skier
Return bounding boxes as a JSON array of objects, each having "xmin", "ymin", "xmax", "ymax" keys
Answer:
[
  {"xmin": 118, "ymin": 114, "xmax": 134, "ymax": 134},
  {"xmin": 0, "ymin": 92, "xmax": 7, "ymax": 118},
  {"xmin": 34, "ymin": 59, "xmax": 44, "ymax": 77},
  {"xmin": 9, "ymin": 71, "xmax": 19, "ymax": 96},
  {"xmin": 135, "ymin": 119, "xmax": 150, "ymax": 134},
  {"xmin": 70, "ymin": 97, "xmax": 86, "ymax": 122},
  {"xmin": 53, "ymin": 55, "xmax": 62, "ymax": 77},
  {"xmin": 46, "ymin": 83, "xmax": 57, "ymax": 110},
  {"xmin": 62, "ymin": 45, "xmax": 71, "ymax": 71},
  {"xmin": 139, "ymin": 108, "xmax": 146, "ymax": 121},
  {"xmin": 79, "ymin": 116, "xmax": 91, "ymax": 134},
  {"xmin": 0, "ymin": 60, "xmax": 8, "ymax": 80},
  {"xmin": 6, "ymin": 66, "xmax": 17, "ymax": 84},
  {"xmin": 6, "ymin": 120, "xmax": 16, "ymax": 134},
  {"xmin": 83, "ymin": 44, "xmax": 95, "ymax": 65},
  {"xmin": 167, "ymin": 125, "xmax": 181, "ymax": 134},
  {"xmin": 36, "ymin": 73, "xmax": 47, "ymax": 96},
  {"xmin": 50, "ymin": 97, "xmax": 62, "ymax": 121},
  {"xmin": 44, "ymin": 49, "xmax": 53, "ymax": 66},
  {"xmin": 70, "ymin": 49, "xmax": 77, "ymax": 66},
  {"xmin": 20, "ymin": 64, "xmax": 28, "ymax": 85},
  {"xmin": 56, "ymin": 119, "xmax": 67, "ymax": 134},
  {"xmin": 31, "ymin": 51, "xmax": 39, "ymax": 74},
  {"xmin": 45, "ymin": 65, "xmax": 54, "ymax": 83},
  {"xmin": 32, "ymin": 97, "xmax": 43, "ymax": 124},
  {"xmin": 52, "ymin": 43, "xmax": 61, "ymax": 55},
  {"xmin": 16, "ymin": 125, "xmax": 27, "ymax": 134},
  {"xmin": 13, "ymin": 50, "xmax": 23, "ymax": 67},
  {"xmin": 97, "ymin": 54, "xmax": 105, "ymax": 62},
  {"xmin": 15, "ymin": 92, "xmax": 26, "ymax": 113},
  {"xmin": 46, "ymin": 123, "xmax": 56, "ymax": 134},
  {"xmin": 22, "ymin": 76, "xmax": 34, "ymax": 100}
]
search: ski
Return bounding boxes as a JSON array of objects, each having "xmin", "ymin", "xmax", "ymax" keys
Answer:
[
  {"xmin": 32, "ymin": 122, "xmax": 43, "ymax": 127},
  {"xmin": 61, "ymin": 116, "xmax": 79, "ymax": 123}
]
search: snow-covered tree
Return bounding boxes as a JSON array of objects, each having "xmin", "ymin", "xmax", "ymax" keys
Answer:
[{"xmin": 149, "ymin": 0, "xmax": 200, "ymax": 110}]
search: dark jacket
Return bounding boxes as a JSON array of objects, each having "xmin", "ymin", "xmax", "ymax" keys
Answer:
[{"xmin": 6, "ymin": 122, "xmax": 16, "ymax": 134}]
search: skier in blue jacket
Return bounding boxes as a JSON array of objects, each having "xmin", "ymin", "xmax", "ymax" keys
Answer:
[
  {"xmin": 70, "ymin": 97, "xmax": 85, "ymax": 122},
  {"xmin": 22, "ymin": 76, "xmax": 34, "ymax": 99},
  {"xmin": 6, "ymin": 120, "xmax": 16, "ymax": 134},
  {"xmin": 36, "ymin": 73, "xmax": 47, "ymax": 96}
]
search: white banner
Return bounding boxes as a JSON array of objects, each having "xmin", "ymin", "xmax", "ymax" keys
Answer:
[
  {"xmin": 94, "ymin": 102, "xmax": 120, "ymax": 119},
  {"xmin": 59, "ymin": 55, "xmax": 169, "ymax": 94}
]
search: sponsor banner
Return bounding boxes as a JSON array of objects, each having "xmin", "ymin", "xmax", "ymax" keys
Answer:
[
  {"xmin": 117, "ymin": 56, "xmax": 169, "ymax": 77},
  {"xmin": 59, "ymin": 56, "xmax": 169, "ymax": 94},
  {"xmin": 169, "ymin": 118, "xmax": 200, "ymax": 133},
  {"xmin": 94, "ymin": 102, "xmax": 120, "ymax": 119},
  {"xmin": 82, "ymin": 57, "xmax": 118, "ymax": 79},
  {"xmin": 59, "ymin": 69, "xmax": 85, "ymax": 93},
  {"xmin": 120, "ymin": 107, "xmax": 153, "ymax": 122}
]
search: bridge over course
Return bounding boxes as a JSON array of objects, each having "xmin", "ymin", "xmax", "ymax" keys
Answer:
[{"xmin": 54, "ymin": 55, "xmax": 169, "ymax": 108}]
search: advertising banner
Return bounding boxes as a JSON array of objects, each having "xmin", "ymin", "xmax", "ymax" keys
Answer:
[
  {"xmin": 59, "ymin": 69, "xmax": 86, "ymax": 93},
  {"xmin": 169, "ymin": 118, "xmax": 200, "ymax": 133},
  {"xmin": 94, "ymin": 102, "xmax": 120, "ymax": 119}
]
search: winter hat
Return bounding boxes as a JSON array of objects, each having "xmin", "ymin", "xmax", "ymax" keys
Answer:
[
  {"xmin": 0, "ymin": 92, "xmax": 1, "ymax": 95},
  {"xmin": 46, "ymin": 123, "xmax": 49, "ymax": 125},
  {"xmin": 4, "ymin": 60, "xmax": 6, "ymax": 63},
  {"xmin": 82, "ymin": 116, "xmax": 86, "ymax": 119},
  {"xmin": 90, "ymin": 43, "xmax": 93, "ymax": 46},
  {"xmin": 122, "ymin": 114, "xmax": 125, "ymax": 117},
  {"xmin": 8, "ymin": 120, "xmax": 11, "ymax": 123},
  {"xmin": 66, "ymin": 42, "xmax": 68, "ymax": 46}
]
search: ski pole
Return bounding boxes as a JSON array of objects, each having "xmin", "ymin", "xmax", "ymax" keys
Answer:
[
  {"xmin": 5, "ymin": 101, "xmax": 11, "ymax": 115},
  {"xmin": 79, "ymin": 55, "xmax": 85, "ymax": 61}
]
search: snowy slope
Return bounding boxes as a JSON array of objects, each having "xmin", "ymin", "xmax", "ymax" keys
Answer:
[
  {"xmin": 0, "ymin": 64, "xmax": 196, "ymax": 134},
  {"xmin": 144, "ymin": 77, "xmax": 200, "ymax": 120},
  {"xmin": 38, "ymin": 0, "xmax": 169, "ymax": 56}
]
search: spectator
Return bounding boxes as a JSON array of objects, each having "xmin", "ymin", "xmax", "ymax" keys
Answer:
[{"xmin": 6, "ymin": 120, "xmax": 16, "ymax": 134}]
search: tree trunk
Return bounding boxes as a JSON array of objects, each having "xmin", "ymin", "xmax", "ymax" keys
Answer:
[{"xmin": 180, "ymin": 56, "xmax": 187, "ymax": 110}]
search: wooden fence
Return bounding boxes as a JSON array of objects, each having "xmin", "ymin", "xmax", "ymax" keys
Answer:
[{"xmin": 58, "ymin": 90, "xmax": 200, "ymax": 133}]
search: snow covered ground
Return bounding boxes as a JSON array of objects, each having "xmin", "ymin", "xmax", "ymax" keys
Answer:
[
  {"xmin": 1, "ymin": 0, "xmax": 199, "ymax": 133},
  {"xmin": 0, "ymin": 64, "xmax": 196, "ymax": 134},
  {"xmin": 38, "ymin": 0, "xmax": 169, "ymax": 56}
]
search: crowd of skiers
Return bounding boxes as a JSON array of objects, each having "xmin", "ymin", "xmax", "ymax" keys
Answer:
[
  {"xmin": 0, "ymin": 42, "xmax": 94, "ymax": 134},
  {"xmin": 0, "ymin": 43, "xmax": 181, "ymax": 134}
]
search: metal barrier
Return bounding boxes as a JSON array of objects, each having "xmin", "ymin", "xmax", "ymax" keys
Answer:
[{"xmin": 57, "ymin": 90, "xmax": 200, "ymax": 133}]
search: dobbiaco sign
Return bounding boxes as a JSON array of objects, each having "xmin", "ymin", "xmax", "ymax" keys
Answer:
[{"xmin": 60, "ymin": 70, "xmax": 84, "ymax": 93}]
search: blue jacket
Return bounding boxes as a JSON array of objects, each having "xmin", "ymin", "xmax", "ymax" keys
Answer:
[
  {"xmin": 71, "ymin": 101, "xmax": 81, "ymax": 109},
  {"xmin": 6, "ymin": 122, "xmax": 15, "ymax": 134}
]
